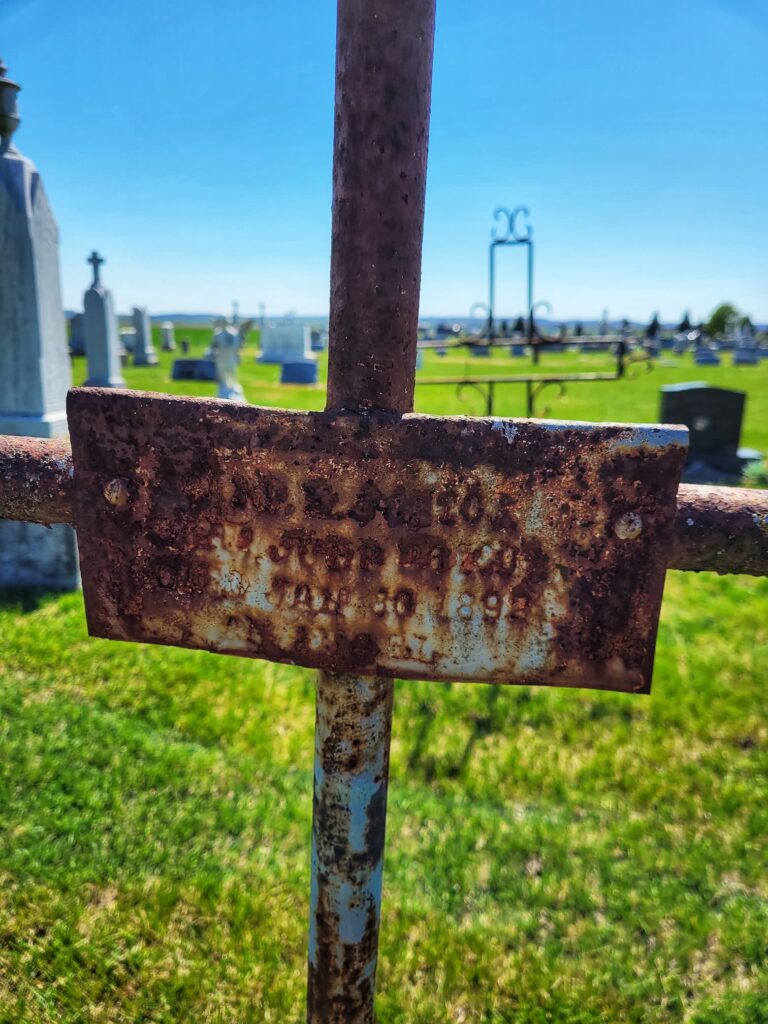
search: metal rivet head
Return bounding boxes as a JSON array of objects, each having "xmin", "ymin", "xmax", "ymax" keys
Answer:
[
  {"xmin": 614, "ymin": 510, "xmax": 643, "ymax": 540},
  {"xmin": 103, "ymin": 478, "xmax": 129, "ymax": 508}
]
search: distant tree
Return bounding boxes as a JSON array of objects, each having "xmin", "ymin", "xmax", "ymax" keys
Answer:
[
  {"xmin": 677, "ymin": 311, "xmax": 692, "ymax": 333},
  {"xmin": 512, "ymin": 315, "xmax": 525, "ymax": 336},
  {"xmin": 706, "ymin": 303, "xmax": 738, "ymax": 338},
  {"xmin": 740, "ymin": 315, "xmax": 754, "ymax": 331},
  {"xmin": 574, "ymin": 322, "xmax": 583, "ymax": 337},
  {"xmin": 646, "ymin": 313, "xmax": 660, "ymax": 339},
  {"xmin": 500, "ymin": 319, "xmax": 508, "ymax": 337}
]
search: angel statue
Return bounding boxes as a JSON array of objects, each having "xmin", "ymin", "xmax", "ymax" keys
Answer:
[{"xmin": 208, "ymin": 305, "xmax": 253, "ymax": 402}]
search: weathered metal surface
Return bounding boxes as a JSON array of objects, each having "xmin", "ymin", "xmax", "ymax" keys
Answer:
[
  {"xmin": 317, "ymin": 2, "xmax": 437, "ymax": 1018},
  {"xmin": 68, "ymin": 388, "xmax": 687, "ymax": 693},
  {"xmin": 0, "ymin": 435, "xmax": 74, "ymax": 525},
  {"xmin": 7, "ymin": 434, "xmax": 768, "ymax": 578},
  {"xmin": 307, "ymin": 672, "xmax": 393, "ymax": 1023},
  {"xmin": 325, "ymin": 0, "xmax": 435, "ymax": 416},
  {"xmin": 669, "ymin": 483, "xmax": 768, "ymax": 575}
]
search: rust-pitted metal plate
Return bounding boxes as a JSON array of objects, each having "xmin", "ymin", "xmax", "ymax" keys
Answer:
[{"xmin": 67, "ymin": 389, "xmax": 687, "ymax": 692}]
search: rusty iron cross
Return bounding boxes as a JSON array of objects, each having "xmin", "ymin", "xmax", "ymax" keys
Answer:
[{"xmin": 2, "ymin": 3, "xmax": 768, "ymax": 1023}]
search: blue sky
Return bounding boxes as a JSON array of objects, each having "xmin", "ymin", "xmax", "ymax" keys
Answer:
[{"xmin": 3, "ymin": 0, "xmax": 766, "ymax": 321}]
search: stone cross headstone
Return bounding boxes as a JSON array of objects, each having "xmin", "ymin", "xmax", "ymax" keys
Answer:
[
  {"xmin": 83, "ymin": 251, "xmax": 127, "ymax": 388},
  {"xmin": 131, "ymin": 306, "xmax": 159, "ymax": 366},
  {"xmin": 161, "ymin": 320, "xmax": 176, "ymax": 351},
  {"xmin": 0, "ymin": 58, "xmax": 78, "ymax": 587}
]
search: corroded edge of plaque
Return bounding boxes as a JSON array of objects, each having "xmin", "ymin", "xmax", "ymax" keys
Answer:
[{"xmin": 68, "ymin": 388, "xmax": 688, "ymax": 692}]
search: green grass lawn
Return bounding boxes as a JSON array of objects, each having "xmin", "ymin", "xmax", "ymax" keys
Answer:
[{"xmin": 1, "ymin": 335, "xmax": 766, "ymax": 1022}]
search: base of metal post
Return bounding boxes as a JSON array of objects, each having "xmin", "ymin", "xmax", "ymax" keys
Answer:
[{"xmin": 307, "ymin": 672, "xmax": 394, "ymax": 1023}]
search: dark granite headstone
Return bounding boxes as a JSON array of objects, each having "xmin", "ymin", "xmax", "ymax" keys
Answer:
[
  {"xmin": 68, "ymin": 312, "xmax": 86, "ymax": 355},
  {"xmin": 733, "ymin": 348, "xmax": 759, "ymax": 366},
  {"xmin": 281, "ymin": 361, "xmax": 318, "ymax": 385},
  {"xmin": 693, "ymin": 347, "xmax": 720, "ymax": 366},
  {"xmin": 171, "ymin": 358, "xmax": 217, "ymax": 381},
  {"xmin": 660, "ymin": 383, "xmax": 761, "ymax": 482}
]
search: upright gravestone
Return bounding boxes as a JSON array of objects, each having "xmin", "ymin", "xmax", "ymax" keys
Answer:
[
  {"xmin": 693, "ymin": 346, "xmax": 720, "ymax": 366},
  {"xmin": 733, "ymin": 345, "xmax": 759, "ymax": 366},
  {"xmin": 83, "ymin": 251, "xmax": 126, "ymax": 387},
  {"xmin": 118, "ymin": 327, "xmax": 135, "ymax": 354},
  {"xmin": 259, "ymin": 322, "xmax": 313, "ymax": 364},
  {"xmin": 259, "ymin": 322, "xmax": 319, "ymax": 383},
  {"xmin": 131, "ymin": 306, "xmax": 159, "ymax": 366},
  {"xmin": 161, "ymin": 320, "xmax": 176, "ymax": 351},
  {"xmin": 68, "ymin": 312, "xmax": 86, "ymax": 355},
  {"xmin": 660, "ymin": 383, "xmax": 761, "ymax": 482},
  {"xmin": 0, "ymin": 58, "xmax": 79, "ymax": 587}
]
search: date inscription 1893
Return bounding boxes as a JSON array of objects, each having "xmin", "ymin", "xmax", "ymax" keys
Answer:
[{"xmin": 68, "ymin": 390, "xmax": 687, "ymax": 693}]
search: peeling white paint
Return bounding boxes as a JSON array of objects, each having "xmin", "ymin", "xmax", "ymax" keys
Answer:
[{"xmin": 490, "ymin": 418, "xmax": 518, "ymax": 444}]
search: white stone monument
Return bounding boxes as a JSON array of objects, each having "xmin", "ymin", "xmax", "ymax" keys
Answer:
[
  {"xmin": 83, "ymin": 251, "xmax": 126, "ymax": 387},
  {"xmin": 118, "ymin": 327, "xmax": 135, "ymax": 353},
  {"xmin": 210, "ymin": 311, "xmax": 253, "ymax": 401},
  {"xmin": 161, "ymin": 320, "xmax": 176, "ymax": 351},
  {"xmin": 0, "ymin": 58, "xmax": 79, "ymax": 587},
  {"xmin": 259, "ymin": 322, "xmax": 315, "ymax": 363},
  {"xmin": 131, "ymin": 306, "xmax": 158, "ymax": 365}
]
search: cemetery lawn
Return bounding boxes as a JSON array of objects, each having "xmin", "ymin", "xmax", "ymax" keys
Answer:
[{"xmin": 1, "ymin": 337, "xmax": 767, "ymax": 1023}]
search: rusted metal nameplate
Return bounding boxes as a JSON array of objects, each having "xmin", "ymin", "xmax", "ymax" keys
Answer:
[{"xmin": 67, "ymin": 389, "xmax": 687, "ymax": 692}]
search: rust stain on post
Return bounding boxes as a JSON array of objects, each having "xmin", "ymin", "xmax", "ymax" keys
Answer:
[
  {"xmin": 0, "ymin": 435, "xmax": 74, "ymax": 525},
  {"xmin": 669, "ymin": 483, "xmax": 768, "ymax": 575},
  {"xmin": 326, "ymin": 0, "xmax": 435, "ymax": 415},
  {"xmin": 307, "ymin": 672, "xmax": 393, "ymax": 1021},
  {"xmin": 67, "ymin": 389, "xmax": 688, "ymax": 694},
  {"xmin": 318, "ymin": 1, "xmax": 436, "ymax": 1019}
]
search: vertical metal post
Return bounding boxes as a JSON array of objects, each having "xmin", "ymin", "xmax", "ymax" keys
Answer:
[
  {"xmin": 526, "ymin": 239, "xmax": 534, "ymax": 333},
  {"xmin": 325, "ymin": 0, "xmax": 435, "ymax": 416},
  {"xmin": 308, "ymin": 2, "xmax": 436, "ymax": 1021},
  {"xmin": 488, "ymin": 243, "xmax": 496, "ymax": 342},
  {"xmin": 527, "ymin": 240, "xmax": 540, "ymax": 365}
]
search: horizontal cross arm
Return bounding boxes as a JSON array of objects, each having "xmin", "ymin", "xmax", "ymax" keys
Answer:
[{"xmin": 0, "ymin": 435, "xmax": 766, "ymax": 577}]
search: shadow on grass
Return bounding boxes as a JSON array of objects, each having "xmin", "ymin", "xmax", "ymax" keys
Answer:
[{"xmin": 0, "ymin": 586, "xmax": 73, "ymax": 613}]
